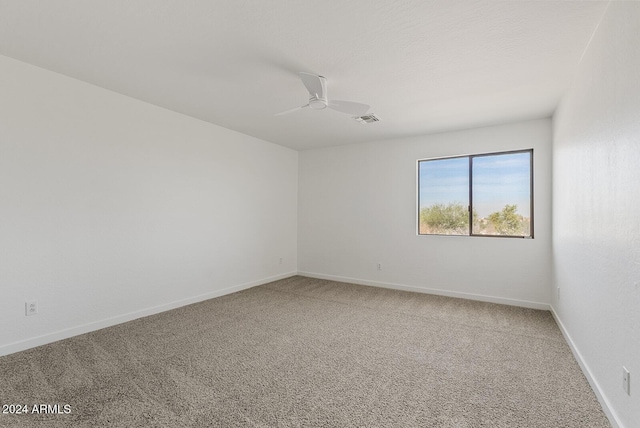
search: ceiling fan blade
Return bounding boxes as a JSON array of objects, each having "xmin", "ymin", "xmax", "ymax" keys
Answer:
[
  {"xmin": 328, "ymin": 100, "xmax": 370, "ymax": 116},
  {"xmin": 275, "ymin": 104, "xmax": 309, "ymax": 116},
  {"xmin": 299, "ymin": 72, "xmax": 326, "ymax": 98}
]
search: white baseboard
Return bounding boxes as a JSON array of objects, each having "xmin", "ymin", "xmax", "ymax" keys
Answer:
[
  {"xmin": 297, "ymin": 271, "xmax": 550, "ymax": 310},
  {"xmin": 550, "ymin": 305, "xmax": 622, "ymax": 428},
  {"xmin": 0, "ymin": 272, "xmax": 297, "ymax": 357}
]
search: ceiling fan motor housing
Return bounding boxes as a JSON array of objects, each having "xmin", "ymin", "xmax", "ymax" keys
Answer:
[{"xmin": 309, "ymin": 96, "xmax": 328, "ymax": 110}]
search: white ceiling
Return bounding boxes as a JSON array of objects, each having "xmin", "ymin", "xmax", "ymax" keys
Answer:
[{"xmin": 0, "ymin": 0, "xmax": 608, "ymax": 150}]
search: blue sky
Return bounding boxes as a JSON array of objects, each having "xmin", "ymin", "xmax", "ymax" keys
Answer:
[{"xmin": 419, "ymin": 152, "xmax": 531, "ymax": 218}]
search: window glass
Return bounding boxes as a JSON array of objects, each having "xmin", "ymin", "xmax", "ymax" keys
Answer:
[
  {"xmin": 472, "ymin": 152, "xmax": 531, "ymax": 236},
  {"xmin": 418, "ymin": 157, "xmax": 469, "ymax": 235}
]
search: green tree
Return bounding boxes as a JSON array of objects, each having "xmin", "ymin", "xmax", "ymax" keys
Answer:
[
  {"xmin": 488, "ymin": 204, "xmax": 523, "ymax": 235},
  {"xmin": 420, "ymin": 202, "xmax": 469, "ymax": 235}
]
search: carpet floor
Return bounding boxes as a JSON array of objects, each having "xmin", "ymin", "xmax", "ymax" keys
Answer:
[{"xmin": 0, "ymin": 276, "xmax": 610, "ymax": 427}]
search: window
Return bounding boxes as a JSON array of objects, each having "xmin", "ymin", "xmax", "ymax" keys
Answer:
[{"xmin": 418, "ymin": 149, "xmax": 533, "ymax": 238}]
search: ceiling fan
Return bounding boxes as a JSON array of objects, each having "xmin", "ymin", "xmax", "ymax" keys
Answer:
[{"xmin": 276, "ymin": 72, "xmax": 370, "ymax": 117}]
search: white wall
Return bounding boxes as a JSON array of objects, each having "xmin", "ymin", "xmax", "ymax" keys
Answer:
[
  {"xmin": 552, "ymin": 2, "xmax": 640, "ymax": 427},
  {"xmin": 0, "ymin": 55, "xmax": 298, "ymax": 356},
  {"xmin": 298, "ymin": 119, "xmax": 552, "ymax": 308}
]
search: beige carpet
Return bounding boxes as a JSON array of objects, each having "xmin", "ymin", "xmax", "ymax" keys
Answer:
[{"xmin": 0, "ymin": 276, "xmax": 610, "ymax": 427}]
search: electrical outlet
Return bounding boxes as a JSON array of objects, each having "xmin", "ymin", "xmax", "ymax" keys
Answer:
[
  {"xmin": 376, "ymin": 263, "xmax": 382, "ymax": 271},
  {"xmin": 623, "ymin": 367, "xmax": 630, "ymax": 395},
  {"xmin": 279, "ymin": 257, "xmax": 283, "ymax": 265},
  {"xmin": 25, "ymin": 300, "xmax": 38, "ymax": 316}
]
